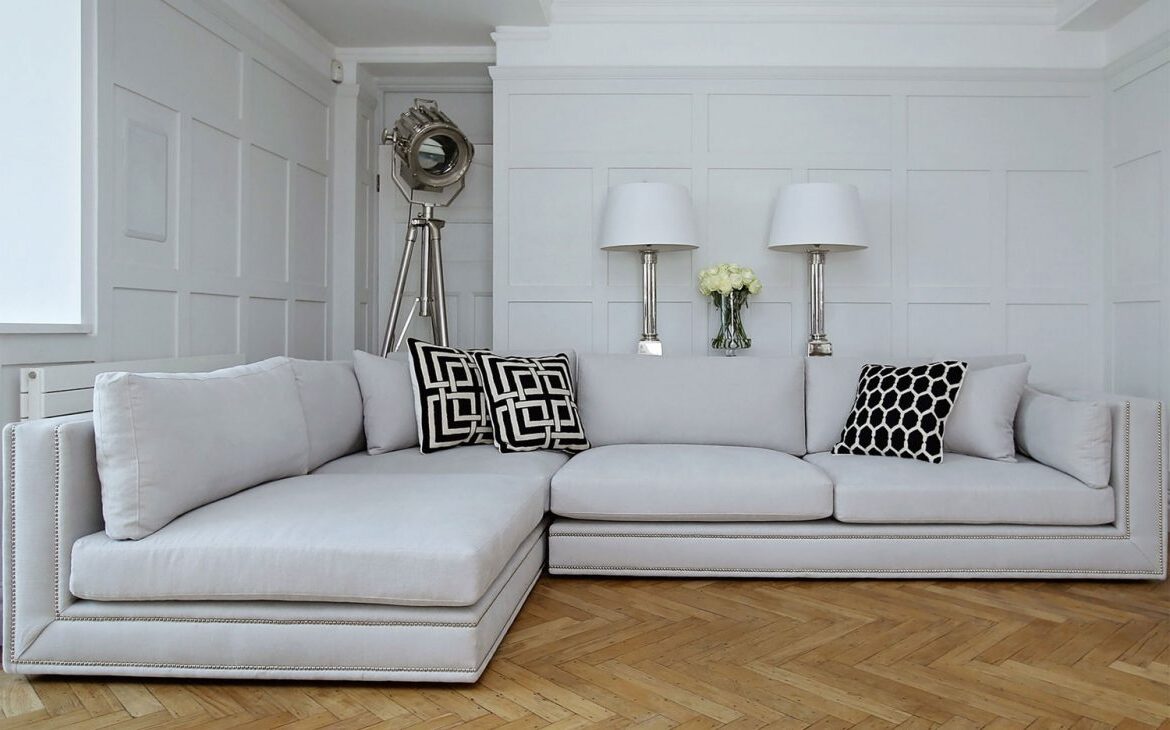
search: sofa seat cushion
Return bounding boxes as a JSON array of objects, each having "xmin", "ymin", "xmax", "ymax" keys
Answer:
[
  {"xmin": 805, "ymin": 452, "xmax": 1115, "ymax": 525},
  {"xmin": 314, "ymin": 445, "xmax": 568, "ymax": 491},
  {"xmin": 70, "ymin": 473, "xmax": 547, "ymax": 607},
  {"xmin": 551, "ymin": 444, "xmax": 834, "ymax": 521}
]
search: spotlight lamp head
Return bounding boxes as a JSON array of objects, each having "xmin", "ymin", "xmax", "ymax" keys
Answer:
[{"xmin": 382, "ymin": 98, "xmax": 474, "ymax": 205}]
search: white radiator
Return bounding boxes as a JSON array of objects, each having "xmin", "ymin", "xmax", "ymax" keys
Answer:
[{"xmin": 19, "ymin": 354, "xmax": 244, "ymax": 421}]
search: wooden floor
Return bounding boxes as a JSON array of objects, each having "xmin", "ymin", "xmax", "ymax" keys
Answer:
[{"xmin": 1, "ymin": 576, "xmax": 1167, "ymax": 728}]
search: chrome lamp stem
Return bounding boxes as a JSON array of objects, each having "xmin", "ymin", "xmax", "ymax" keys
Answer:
[
  {"xmin": 806, "ymin": 249, "xmax": 832, "ymax": 357},
  {"xmin": 380, "ymin": 204, "xmax": 449, "ymax": 355},
  {"xmin": 638, "ymin": 249, "xmax": 662, "ymax": 356}
]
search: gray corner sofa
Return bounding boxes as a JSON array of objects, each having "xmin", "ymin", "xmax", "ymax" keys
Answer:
[{"xmin": 3, "ymin": 352, "xmax": 1164, "ymax": 682}]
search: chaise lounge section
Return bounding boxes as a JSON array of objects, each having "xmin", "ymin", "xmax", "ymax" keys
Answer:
[{"xmin": 4, "ymin": 359, "xmax": 560, "ymax": 681}]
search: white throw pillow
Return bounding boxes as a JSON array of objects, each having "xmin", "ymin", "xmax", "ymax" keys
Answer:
[
  {"xmin": 944, "ymin": 362, "xmax": 1030, "ymax": 462},
  {"xmin": 932, "ymin": 353, "xmax": 1026, "ymax": 370},
  {"xmin": 289, "ymin": 359, "xmax": 365, "ymax": 470},
  {"xmin": 1014, "ymin": 387, "xmax": 1112, "ymax": 488},
  {"xmin": 352, "ymin": 350, "xmax": 420, "ymax": 454},
  {"xmin": 94, "ymin": 357, "xmax": 310, "ymax": 540}
]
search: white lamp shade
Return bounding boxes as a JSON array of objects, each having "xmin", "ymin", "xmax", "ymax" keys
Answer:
[
  {"xmin": 599, "ymin": 182, "xmax": 699, "ymax": 252},
  {"xmin": 767, "ymin": 182, "xmax": 869, "ymax": 252}
]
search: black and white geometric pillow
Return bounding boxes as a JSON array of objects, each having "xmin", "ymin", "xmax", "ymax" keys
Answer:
[
  {"xmin": 832, "ymin": 361, "xmax": 968, "ymax": 464},
  {"xmin": 407, "ymin": 339, "xmax": 494, "ymax": 453},
  {"xmin": 472, "ymin": 352, "xmax": 590, "ymax": 454}
]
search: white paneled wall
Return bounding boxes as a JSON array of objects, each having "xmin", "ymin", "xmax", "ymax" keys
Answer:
[
  {"xmin": 1106, "ymin": 48, "xmax": 1170, "ymax": 407},
  {"xmin": 0, "ymin": 0, "xmax": 336, "ymax": 427},
  {"xmin": 101, "ymin": 0, "xmax": 333, "ymax": 364},
  {"xmin": 377, "ymin": 89, "xmax": 493, "ymax": 351},
  {"xmin": 491, "ymin": 72, "xmax": 1105, "ymax": 391}
]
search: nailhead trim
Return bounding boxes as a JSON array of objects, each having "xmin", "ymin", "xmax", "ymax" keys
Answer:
[
  {"xmin": 14, "ymin": 659, "xmax": 478, "ymax": 674},
  {"xmin": 17, "ymin": 569, "xmax": 542, "ymax": 675},
  {"xmin": 53, "ymin": 428, "xmax": 62, "ymax": 616},
  {"xmin": 549, "ymin": 565, "xmax": 1161, "ymax": 575},
  {"xmin": 57, "ymin": 615, "xmax": 478, "ymax": 628},
  {"xmin": 1156, "ymin": 402, "xmax": 1165, "ymax": 576},
  {"xmin": 550, "ymin": 530, "xmax": 1125, "ymax": 540},
  {"xmin": 6, "ymin": 425, "xmax": 18, "ymax": 666}
]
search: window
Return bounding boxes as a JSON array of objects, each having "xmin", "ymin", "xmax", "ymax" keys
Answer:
[{"xmin": 0, "ymin": 4, "xmax": 83, "ymax": 327}]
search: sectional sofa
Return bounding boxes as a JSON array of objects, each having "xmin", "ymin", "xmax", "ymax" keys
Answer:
[{"xmin": 2, "ymin": 352, "xmax": 1164, "ymax": 682}]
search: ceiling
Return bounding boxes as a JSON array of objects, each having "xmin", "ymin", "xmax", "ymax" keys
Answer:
[{"xmin": 279, "ymin": 0, "xmax": 548, "ymax": 47}]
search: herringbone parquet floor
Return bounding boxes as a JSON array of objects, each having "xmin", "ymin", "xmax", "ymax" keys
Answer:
[{"xmin": 1, "ymin": 577, "xmax": 1167, "ymax": 728}]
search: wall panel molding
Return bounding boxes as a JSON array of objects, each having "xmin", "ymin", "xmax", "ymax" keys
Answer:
[
  {"xmin": 493, "ymin": 74, "xmax": 1107, "ymax": 391},
  {"xmin": 97, "ymin": 0, "xmax": 335, "ymax": 371},
  {"xmin": 1105, "ymin": 49, "xmax": 1169, "ymax": 409}
]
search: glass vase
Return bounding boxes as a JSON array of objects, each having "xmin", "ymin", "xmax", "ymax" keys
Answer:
[{"xmin": 711, "ymin": 290, "xmax": 751, "ymax": 356}]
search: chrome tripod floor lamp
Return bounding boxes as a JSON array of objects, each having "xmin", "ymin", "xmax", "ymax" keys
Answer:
[
  {"xmin": 767, "ymin": 183, "xmax": 869, "ymax": 357},
  {"xmin": 600, "ymin": 183, "xmax": 700, "ymax": 356},
  {"xmin": 380, "ymin": 99, "xmax": 474, "ymax": 356}
]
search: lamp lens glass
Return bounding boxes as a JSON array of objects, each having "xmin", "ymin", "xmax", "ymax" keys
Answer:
[{"xmin": 416, "ymin": 134, "xmax": 459, "ymax": 174}]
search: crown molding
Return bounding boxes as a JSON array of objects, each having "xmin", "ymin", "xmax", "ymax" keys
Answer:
[
  {"xmin": 492, "ymin": 26, "xmax": 553, "ymax": 42},
  {"xmin": 179, "ymin": 0, "xmax": 334, "ymax": 99},
  {"xmin": 251, "ymin": 0, "xmax": 335, "ymax": 58},
  {"xmin": 546, "ymin": 0, "xmax": 1059, "ymax": 26},
  {"xmin": 1057, "ymin": 0, "xmax": 1149, "ymax": 30},
  {"xmin": 376, "ymin": 76, "xmax": 494, "ymax": 92},
  {"xmin": 211, "ymin": 0, "xmax": 334, "ymax": 74},
  {"xmin": 488, "ymin": 64, "xmax": 1102, "ymax": 82},
  {"xmin": 1104, "ymin": 30, "xmax": 1170, "ymax": 82},
  {"xmin": 335, "ymin": 45, "xmax": 496, "ymax": 65}
]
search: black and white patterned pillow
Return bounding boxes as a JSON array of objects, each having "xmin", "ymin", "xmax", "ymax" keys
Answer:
[
  {"xmin": 832, "ymin": 361, "xmax": 968, "ymax": 463},
  {"xmin": 407, "ymin": 339, "xmax": 493, "ymax": 453},
  {"xmin": 472, "ymin": 352, "xmax": 590, "ymax": 454}
]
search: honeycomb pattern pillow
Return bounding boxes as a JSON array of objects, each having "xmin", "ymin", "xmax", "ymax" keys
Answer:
[{"xmin": 832, "ymin": 361, "xmax": 968, "ymax": 463}]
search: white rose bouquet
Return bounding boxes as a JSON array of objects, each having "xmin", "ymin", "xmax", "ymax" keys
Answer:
[
  {"xmin": 698, "ymin": 263, "xmax": 762, "ymax": 297},
  {"xmin": 698, "ymin": 263, "xmax": 760, "ymax": 354}
]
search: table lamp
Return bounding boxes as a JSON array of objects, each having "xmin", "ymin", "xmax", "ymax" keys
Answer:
[
  {"xmin": 768, "ymin": 182, "xmax": 869, "ymax": 357},
  {"xmin": 600, "ymin": 182, "xmax": 699, "ymax": 356}
]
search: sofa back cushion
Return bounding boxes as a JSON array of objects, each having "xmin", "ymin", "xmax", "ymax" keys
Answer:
[
  {"xmin": 806, "ymin": 357, "xmax": 917, "ymax": 453},
  {"xmin": 576, "ymin": 354, "xmax": 805, "ymax": 454},
  {"xmin": 94, "ymin": 357, "xmax": 310, "ymax": 539},
  {"xmin": 290, "ymin": 359, "xmax": 365, "ymax": 470},
  {"xmin": 943, "ymin": 361, "xmax": 1030, "ymax": 462},
  {"xmin": 1015, "ymin": 387, "xmax": 1112, "ymax": 488},
  {"xmin": 352, "ymin": 350, "xmax": 419, "ymax": 454}
]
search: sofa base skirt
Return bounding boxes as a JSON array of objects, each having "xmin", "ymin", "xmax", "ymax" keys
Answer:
[
  {"xmin": 548, "ymin": 519, "xmax": 1165, "ymax": 580},
  {"xmin": 5, "ymin": 526, "xmax": 545, "ymax": 682}
]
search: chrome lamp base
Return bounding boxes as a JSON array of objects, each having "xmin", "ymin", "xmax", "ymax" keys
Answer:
[
  {"xmin": 637, "ymin": 338, "xmax": 663, "ymax": 356},
  {"xmin": 807, "ymin": 337, "xmax": 832, "ymax": 357}
]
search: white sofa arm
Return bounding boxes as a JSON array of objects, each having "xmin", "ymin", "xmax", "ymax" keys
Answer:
[
  {"xmin": 3, "ymin": 414, "xmax": 104, "ymax": 669},
  {"xmin": 1034, "ymin": 386, "xmax": 1165, "ymax": 576}
]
